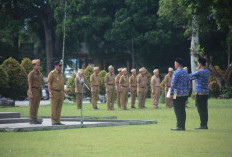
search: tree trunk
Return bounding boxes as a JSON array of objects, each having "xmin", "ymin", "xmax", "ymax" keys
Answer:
[
  {"xmin": 190, "ymin": 15, "xmax": 199, "ymax": 95},
  {"xmin": 12, "ymin": 32, "xmax": 19, "ymax": 58},
  {"xmin": 42, "ymin": 8, "xmax": 54, "ymax": 75}
]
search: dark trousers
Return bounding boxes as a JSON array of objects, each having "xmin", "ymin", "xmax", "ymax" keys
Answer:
[
  {"xmin": 173, "ymin": 96, "xmax": 187, "ymax": 128},
  {"xmin": 196, "ymin": 95, "xmax": 208, "ymax": 127}
]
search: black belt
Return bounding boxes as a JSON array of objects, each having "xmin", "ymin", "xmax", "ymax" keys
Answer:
[
  {"xmin": 107, "ymin": 84, "xmax": 115, "ymax": 86},
  {"xmin": 52, "ymin": 89, "xmax": 63, "ymax": 92},
  {"xmin": 32, "ymin": 87, "xmax": 41, "ymax": 90}
]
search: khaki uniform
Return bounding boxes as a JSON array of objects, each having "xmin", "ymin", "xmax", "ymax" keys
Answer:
[
  {"xmin": 137, "ymin": 74, "xmax": 148, "ymax": 109},
  {"xmin": 48, "ymin": 69, "xmax": 64, "ymax": 124},
  {"xmin": 105, "ymin": 73, "xmax": 115, "ymax": 110},
  {"xmin": 90, "ymin": 73, "xmax": 100, "ymax": 108},
  {"xmin": 129, "ymin": 75, "xmax": 137, "ymax": 108},
  {"xmin": 119, "ymin": 74, "xmax": 129, "ymax": 109},
  {"xmin": 151, "ymin": 75, "xmax": 160, "ymax": 108},
  {"xmin": 75, "ymin": 74, "xmax": 84, "ymax": 109},
  {"xmin": 164, "ymin": 74, "xmax": 173, "ymax": 107},
  {"xmin": 28, "ymin": 70, "xmax": 43, "ymax": 121},
  {"xmin": 115, "ymin": 74, "xmax": 122, "ymax": 108}
]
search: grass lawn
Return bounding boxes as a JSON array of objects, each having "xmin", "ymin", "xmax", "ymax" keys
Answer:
[{"xmin": 0, "ymin": 98, "xmax": 231, "ymax": 157}]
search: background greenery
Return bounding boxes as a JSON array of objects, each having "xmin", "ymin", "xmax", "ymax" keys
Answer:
[{"xmin": 0, "ymin": 98, "xmax": 231, "ymax": 157}]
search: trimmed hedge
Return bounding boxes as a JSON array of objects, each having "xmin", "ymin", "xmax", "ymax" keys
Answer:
[
  {"xmin": 1, "ymin": 57, "xmax": 28, "ymax": 100},
  {"xmin": 21, "ymin": 58, "xmax": 32, "ymax": 74},
  {"xmin": 0, "ymin": 66, "xmax": 9, "ymax": 95}
]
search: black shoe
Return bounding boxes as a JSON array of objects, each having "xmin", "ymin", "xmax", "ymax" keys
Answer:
[
  {"xmin": 52, "ymin": 123, "xmax": 65, "ymax": 126},
  {"xmin": 29, "ymin": 120, "xmax": 42, "ymax": 124},
  {"xmin": 171, "ymin": 127, "xmax": 185, "ymax": 131},
  {"xmin": 131, "ymin": 106, "xmax": 136, "ymax": 109},
  {"xmin": 195, "ymin": 126, "xmax": 208, "ymax": 130}
]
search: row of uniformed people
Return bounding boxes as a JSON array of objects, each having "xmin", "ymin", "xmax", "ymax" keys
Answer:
[{"xmin": 28, "ymin": 58, "xmax": 209, "ymax": 130}]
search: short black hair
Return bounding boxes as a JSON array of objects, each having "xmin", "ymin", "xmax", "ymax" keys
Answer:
[
  {"xmin": 198, "ymin": 57, "xmax": 207, "ymax": 66},
  {"xmin": 54, "ymin": 61, "xmax": 62, "ymax": 66},
  {"xmin": 174, "ymin": 58, "xmax": 185, "ymax": 67}
]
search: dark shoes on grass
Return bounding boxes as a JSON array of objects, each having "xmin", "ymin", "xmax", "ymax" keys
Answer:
[
  {"xmin": 171, "ymin": 127, "xmax": 186, "ymax": 131},
  {"xmin": 195, "ymin": 126, "xmax": 208, "ymax": 130}
]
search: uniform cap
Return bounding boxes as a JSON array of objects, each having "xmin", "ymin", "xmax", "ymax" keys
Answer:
[
  {"xmin": 122, "ymin": 68, "xmax": 127, "ymax": 72},
  {"xmin": 153, "ymin": 69, "xmax": 159, "ymax": 74},
  {"xmin": 139, "ymin": 67, "xmax": 146, "ymax": 72},
  {"xmin": 131, "ymin": 69, "xmax": 136, "ymax": 73},
  {"xmin": 54, "ymin": 61, "xmax": 62, "ymax": 66},
  {"xmin": 94, "ymin": 67, "xmax": 99, "ymax": 70},
  {"xmin": 108, "ymin": 65, "xmax": 114, "ymax": 69},
  {"xmin": 168, "ymin": 67, "xmax": 174, "ymax": 72},
  {"xmin": 32, "ymin": 59, "xmax": 40, "ymax": 65},
  {"xmin": 118, "ymin": 68, "xmax": 122, "ymax": 72}
]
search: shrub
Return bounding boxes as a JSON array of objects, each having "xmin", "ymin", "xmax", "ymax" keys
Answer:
[
  {"xmin": 66, "ymin": 73, "xmax": 77, "ymax": 101},
  {"xmin": 0, "ymin": 66, "xmax": 9, "ymax": 95},
  {"xmin": 99, "ymin": 70, "xmax": 107, "ymax": 95},
  {"xmin": 209, "ymin": 81, "xmax": 220, "ymax": 98},
  {"xmin": 83, "ymin": 65, "xmax": 93, "ymax": 97},
  {"xmin": 222, "ymin": 86, "xmax": 232, "ymax": 99},
  {"xmin": 159, "ymin": 79, "xmax": 165, "ymax": 103},
  {"xmin": 21, "ymin": 58, "xmax": 32, "ymax": 74},
  {"xmin": 146, "ymin": 70, "xmax": 152, "ymax": 98},
  {"xmin": 1, "ymin": 57, "xmax": 28, "ymax": 100}
]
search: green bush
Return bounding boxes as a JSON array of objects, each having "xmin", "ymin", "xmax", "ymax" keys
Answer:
[
  {"xmin": 146, "ymin": 70, "xmax": 152, "ymax": 98},
  {"xmin": 21, "ymin": 58, "xmax": 32, "ymax": 74},
  {"xmin": 83, "ymin": 65, "xmax": 93, "ymax": 97},
  {"xmin": 209, "ymin": 81, "xmax": 220, "ymax": 98},
  {"xmin": 159, "ymin": 79, "xmax": 165, "ymax": 103},
  {"xmin": 1, "ymin": 57, "xmax": 28, "ymax": 100},
  {"xmin": 66, "ymin": 73, "xmax": 77, "ymax": 101},
  {"xmin": 222, "ymin": 86, "xmax": 232, "ymax": 99},
  {"xmin": 99, "ymin": 70, "xmax": 107, "ymax": 95},
  {"xmin": 0, "ymin": 66, "xmax": 9, "ymax": 95}
]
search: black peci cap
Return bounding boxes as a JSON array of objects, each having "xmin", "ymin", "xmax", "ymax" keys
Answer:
[
  {"xmin": 54, "ymin": 61, "xmax": 62, "ymax": 66},
  {"xmin": 174, "ymin": 58, "xmax": 185, "ymax": 66},
  {"xmin": 198, "ymin": 57, "xmax": 207, "ymax": 66}
]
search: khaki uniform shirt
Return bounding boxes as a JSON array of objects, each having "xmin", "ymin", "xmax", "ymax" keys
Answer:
[
  {"xmin": 164, "ymin": 74, "xmax": 171, "ymax": 87},
  {"xmin": 119, "ymin": 74, "xmax": 129, "ymax": 87},
  {"xmin": 129, "ymin": 75, "xmax": 137, "ymax": 87},
  {"xmin": 28, "ymin": 70, "xmax": 43, "ymax": 89},
  {"xmin": 150, "ymin": 75, "xmax": 160, "ymax": 91},
  {"xmin": 137, "ymin": 74, "xmax": 147, "ymax": 90},
  {"xmin": 115, "ymin": 74, "xmax": 122, "ymax": 91},
  {"xmin": 105, "ymin": 73, "xmax": 115, "ymax": 86},
  {"xmin": 75, "ymin": 74, "xmax": 84, "ymax": 93},
  {"xmin": 48, "ymin": 69, "xmax": 64, "ymax": 91},
  {"xmin": 90, "ymin": 73, "xmax": 100, "ymax": 91}
]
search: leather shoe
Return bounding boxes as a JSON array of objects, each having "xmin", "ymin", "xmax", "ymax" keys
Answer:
[
  {"xmin": 195, "ymin": 126, "xmax": 208, "ymax": 130},
  {"xmin": 171, "ymin": 127, "xmax": 185, "ymax": 131},
  {"xmin": 29, "ymin": 120, "xmax": 42, "ymax": 124},
  {"xmin": 52, "ymin": 123, "xmax": 65, "ymax": 125}
]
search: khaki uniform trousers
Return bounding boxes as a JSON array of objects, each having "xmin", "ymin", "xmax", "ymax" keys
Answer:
[
  {"xmin": 137, "ymin": 88, "xmax": 147, "ymax": 109},
  {"xmin": 165, "ymin": 87, "xmax": 173, "ymax": 107},
  {"xmin": 152, "ymin": 87, "xmax": 160, "ymax": 107},
  {"xmin": 120, "ymin": 87, "xmax": 128, "ymax": 109},
  {"xmin": 130, "ymin": 87, "xmax": 137, "ymax": 107},
  {"xmin": 106, "ymin": 85, "xmax": 115, "ymax": 110},
  {"xmin": 28, "ymin": 89, "xmax": 42, "ymax": 120},
  {"xmin": 116, "ymin": 90, "xmax": 122, "ymax": 108},
  {"xmin": 76, "ymin": 93, "xmax": 82, "ymax": 109},
  {"xmin": 50, "ymin": 90, "xmax": 64, "ymax": 124},
  {"xmin": 91, "ymin": 86, "xmax": 99, "ymax": 108}
]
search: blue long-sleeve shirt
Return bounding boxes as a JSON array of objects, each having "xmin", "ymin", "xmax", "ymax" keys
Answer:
[
  {"xmin": 170, "ymin": 68, "xmax": 189, "ymax": 96},
  {"xmin": 189, "ymin": 68, "xmax": 209, "ymax": 94}
]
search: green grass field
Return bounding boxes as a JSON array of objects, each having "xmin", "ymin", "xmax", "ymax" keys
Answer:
[{"xmin": 0, "ymin": 98, "xmax": 231, "ymax": 157}]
